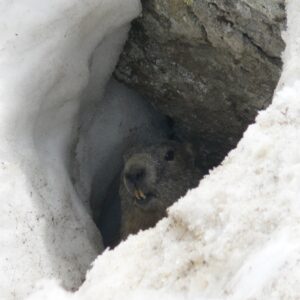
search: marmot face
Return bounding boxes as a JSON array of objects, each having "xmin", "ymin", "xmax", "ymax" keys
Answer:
[
  {"xmin": 120, "ymin": 141, "xmax": 201, "ymax": 238},
  {"xmin": 123, "ymin": 151, "xmax": 159, "ymax": 211}
]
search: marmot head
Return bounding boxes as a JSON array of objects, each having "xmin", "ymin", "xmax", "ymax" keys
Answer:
[{"xmin": 122, "ymin": 141, "xmax": 200, "ymax": 212}]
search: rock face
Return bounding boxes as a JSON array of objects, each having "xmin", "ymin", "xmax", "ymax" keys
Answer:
[{"xmin": 115, "ymin": 0, "xmax": 286, "ymax": 170}]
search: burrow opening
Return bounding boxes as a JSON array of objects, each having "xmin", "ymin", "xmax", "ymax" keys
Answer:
[{"xmin": 72, "ymin": 1, "xmax": 286, "ymax": 251}]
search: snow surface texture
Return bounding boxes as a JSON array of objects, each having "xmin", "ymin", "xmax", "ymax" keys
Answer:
[
  {"xmin": 26, "ymin": 1, "xmax": 300, "ymax": 300},
  {"xmin": 0, "ymin": 1, "xmax": 141, "ymax": 299}
]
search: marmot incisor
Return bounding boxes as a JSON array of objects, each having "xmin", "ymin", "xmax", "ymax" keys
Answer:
[{"xmin": 120, "ymin": 141, "xmax": 202, "ymax": 240}]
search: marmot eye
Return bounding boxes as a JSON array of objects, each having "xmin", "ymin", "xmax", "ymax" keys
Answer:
[{"xmin": 164, "ymin": 149, "xmax": 174, "ymax": 161}]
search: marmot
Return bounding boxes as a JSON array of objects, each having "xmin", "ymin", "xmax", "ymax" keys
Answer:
[{"xmin": 120, "ymin": 141, "xmax": 202, "ymax": 240}]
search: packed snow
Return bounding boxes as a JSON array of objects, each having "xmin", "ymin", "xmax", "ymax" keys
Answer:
[
  {"xmin": 0, "ymin": 0, "xmax": 140, "ymax": 299},
  {"xmin": 1, "ymin": 0, "xmax": 300, "ymax": 300}
]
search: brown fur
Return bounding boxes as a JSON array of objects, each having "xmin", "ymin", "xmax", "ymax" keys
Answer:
[{"xmin": 120, "ymin": 141, "xmax": 202, "ymax": 240}]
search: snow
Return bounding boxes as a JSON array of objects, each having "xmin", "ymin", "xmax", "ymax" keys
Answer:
[
  {"xmin": 1, "ymin": 0, "xmax": 300, "ymax": 300},
  {"xmin": 0, "ymin": 0, "xmax": 141, "ymax": 299}
]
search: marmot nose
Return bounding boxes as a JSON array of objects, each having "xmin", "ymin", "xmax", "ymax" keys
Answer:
[{"xmin": 125, "ymin": 168, "xmax": 145, "ymax": 185}]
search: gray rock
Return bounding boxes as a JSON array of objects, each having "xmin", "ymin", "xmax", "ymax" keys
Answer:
[{"xmin": 115, "ymin": 0, "xmax": 286, "ymax": 169}]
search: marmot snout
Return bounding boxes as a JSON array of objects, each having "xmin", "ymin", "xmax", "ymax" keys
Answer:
[{"xmin": 123, "ymin": 152, "xmax": 159, "ymax": 211}]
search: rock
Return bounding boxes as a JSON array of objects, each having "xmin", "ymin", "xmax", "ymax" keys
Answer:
[{"xmin": 115, "ymin": 0, "xmax": 286, "ymax": 170}]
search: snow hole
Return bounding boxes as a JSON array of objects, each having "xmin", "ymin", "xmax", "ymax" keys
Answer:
[{"xmin": 73, "ymin": 38, "xmax": 201, "ymax": 250}]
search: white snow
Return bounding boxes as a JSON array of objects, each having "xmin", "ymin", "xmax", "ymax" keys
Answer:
[
  {"xmin": 1, "ymin": 0, "xmax": 300, "ymax": 300},
  {"xmin": 0, "ymin": 0, "xmax": 141, "ymax": 299}
]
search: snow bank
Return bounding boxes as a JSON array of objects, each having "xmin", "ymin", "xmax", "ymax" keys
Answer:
[
  {"xmin": 0, "ymin": 1, "xmax": 140, "ymax": 299},
  {"xmin": 3, "ymin": 0, "xmax": 300, "ymax": 300},
  {"xmin": 26, "ymin": 1, "xmax": 300, "ymax": 300}
]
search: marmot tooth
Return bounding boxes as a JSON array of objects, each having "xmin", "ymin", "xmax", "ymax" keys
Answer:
[
  {"xmin": 134, "ymin": 190, "xmax": 140, "ymax": 200},
  {"xmin": 139, "ymin": 189, "xmax": 146, "ymax": 199}
]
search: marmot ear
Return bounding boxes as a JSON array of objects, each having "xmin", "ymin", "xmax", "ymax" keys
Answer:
[{"xmin": 184, "ymin": 143, "xmax": 197, "ymax": 166}]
